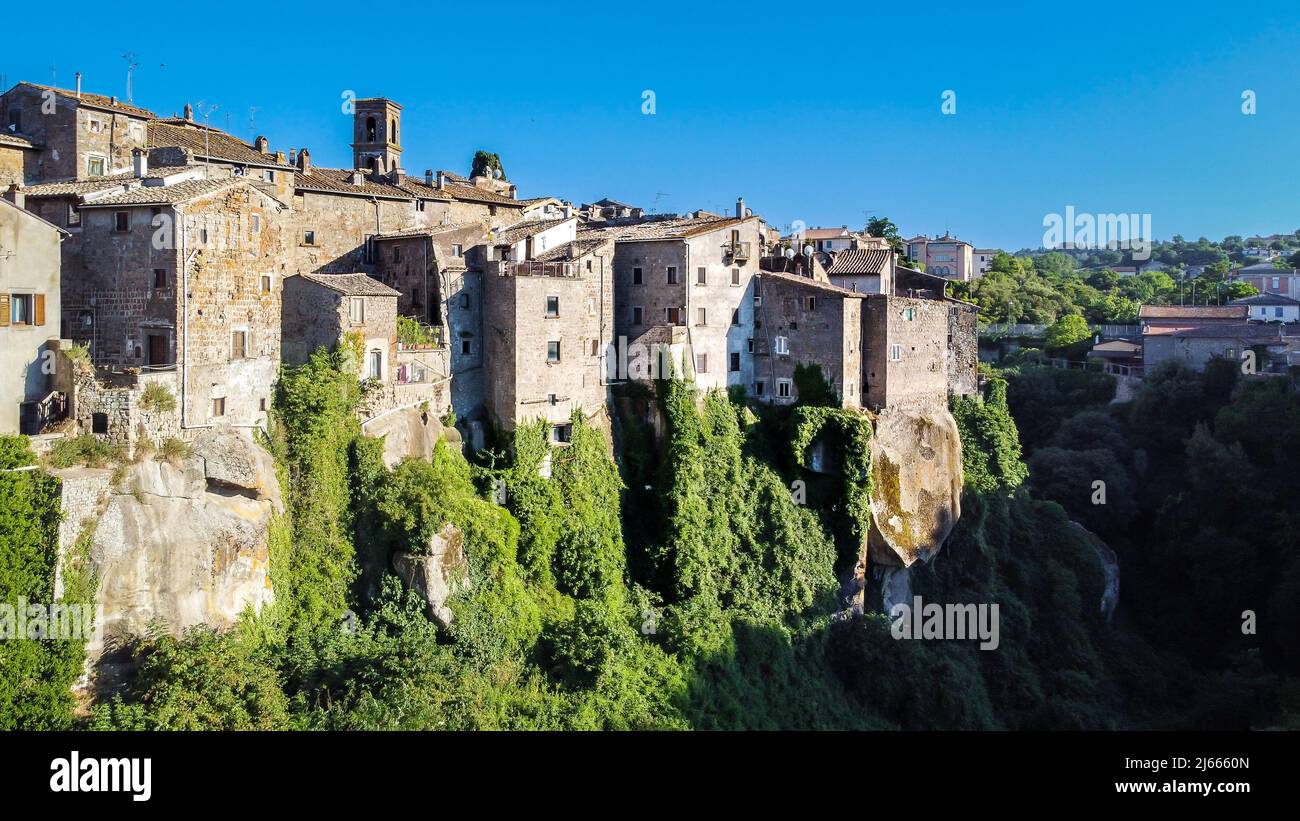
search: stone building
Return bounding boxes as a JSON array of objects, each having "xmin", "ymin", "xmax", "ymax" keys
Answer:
[
  {"xmin": 595, "ymin": 200, "xmax": 765, "ymax": 391},
  {"xmin": 0, "ymin": 194, "xmax": 67, "ymax": 434},
  {"xmin": 863, "ymin": 295, "xmax": 952, "ymax": 409},
  {"xmin": 825, "ymin": 248, "xmax": 894, "ymax": 295},
  {"xmin": 0, "ymin": 80, "xmax": 154, "ymax": 182},
  {"xmin": 753, "ymin": 271, "xmax": 864, "ymax": 406},
  {"xmin": 61, "ymin": 174, "xmax": 291, "ymax": 446},
  {"xmin": 484, "ymin": 228, "xmax": 614, "ymax": 436},
  {"xmin": 0, "ymin": 133, "xmax": 40, "ymax": 188}
]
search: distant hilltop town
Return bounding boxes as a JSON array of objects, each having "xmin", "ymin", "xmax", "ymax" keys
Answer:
[{"xmin": 0, "ymin": 79, "xmax": 980, "ymax": 449}]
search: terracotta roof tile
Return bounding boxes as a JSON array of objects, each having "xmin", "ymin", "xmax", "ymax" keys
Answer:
[
  {"xmin": 15, "ymin": 82, "xmax": 155, "ymax": 118},
  {"xmin": 149, "ymin": 121, "xmax": 293, "ymax": 169},
  {"xmin": 298, "ymin": 273, "xmax": 400, "ymax": 297}
]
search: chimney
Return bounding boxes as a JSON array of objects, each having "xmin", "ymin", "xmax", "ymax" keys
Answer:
[
  {"xmin": 436, "ymin": 171, "xmax": 446, "ymax": 190},
  {"xmin": 736, "ymin": 197, "xmax": 745, "ymax": 219},
  {"xmin": 297, "ymin": 148, "xmax": 311, "ymax": 174},
  {"xmin": 391, "ymin": 168, "xmax": 405, "ymax": 185},
  {"xmin": 132, "ymin": 147, "xmax": 148, "ymax": 178},
  {"xmin": 562, "ymin": 204, "xmax": 573, "ymax": 220},
  {"xmin": 75, "ymin": 73, "xmax": 82, "ymax": 100},
  {"xmin": 350, "ymin": 169, "xmax": 364, "ymax": 186},
  {"xmin": 288, "ymin": 148, "xmax": 296, "ymax": 165},
  {"xmin": 508, "ymin": 183, "xmax": 518, "ymax": 200},
  {"xmin": 184, "ymin": 102, "xmax": 194, "ymax": 122},
  {"xmin": 5, "ymin": 184, "xmax": 24, "ymax": 210},
  {"xmin": 425, "ymin": 169, "xmax": 434, "ymax": 187},
  {"xmin": 254, "ymin": 135, "xmax": 269, "ymax": 153}
]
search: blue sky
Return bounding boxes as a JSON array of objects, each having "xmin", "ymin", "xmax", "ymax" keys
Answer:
[{"xmin": 7, "ymin": 0, "xmax": 1299, "ymax": 249}]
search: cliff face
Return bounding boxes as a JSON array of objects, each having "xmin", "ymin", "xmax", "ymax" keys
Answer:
[
  {"xmin": 866, "ymin": 402, "xmax": 963, "ymax": 568},
  {"xmin": 57, "ymin": 428, "xmax": 282, "ymax": 672}
]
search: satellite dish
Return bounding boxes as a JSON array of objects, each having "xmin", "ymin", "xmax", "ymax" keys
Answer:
[
  {"xmin": 803, "ymin": 245, "xmax": 814, "ymax": 257},
  {"xmin": 784, "ymin": 248, "xmax": 795, "ymax": 260}
]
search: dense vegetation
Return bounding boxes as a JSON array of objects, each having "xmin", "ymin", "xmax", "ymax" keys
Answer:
[
  {"xmin": 6, "ymin": 330, "xmax": 1295, "ymax": 730},
  {"xmin": 950, "ymin": 250, "xmax": 1258, "ymax": 325}
]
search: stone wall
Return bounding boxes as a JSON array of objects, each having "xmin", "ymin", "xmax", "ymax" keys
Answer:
[
  {"xmin": 863, "ymin": 295, "xmax": 950, "ymax": 409},
  {"xmin": 947, "ymin": 301, "xmax": 980, "ymax": 396},
  {"xmin": 754, "ymin": 273, "xmax": 863, "ymax": 406}
]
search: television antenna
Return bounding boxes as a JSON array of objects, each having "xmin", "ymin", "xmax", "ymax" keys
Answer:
[{"xmin": 122, "ymin": 53, "xmax": 139, "ymax": 103}]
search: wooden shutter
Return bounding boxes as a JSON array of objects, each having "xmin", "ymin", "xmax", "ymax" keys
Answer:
[
  {"xmin": 34, "ymin": 294, "xmax": 45, "ymax": 326},
  {"xmin": 0, "ymin": 294, "xmax": 9, "ymax": 327}
]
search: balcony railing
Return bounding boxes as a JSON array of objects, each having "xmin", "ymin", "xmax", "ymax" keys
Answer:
[
  {"xmin": 503, "ymin": 261, "xmax": 577, "ymax": 278},
  {"xmin": 724, "ymin": 241, "xmax": 751, "ymax": 261}
]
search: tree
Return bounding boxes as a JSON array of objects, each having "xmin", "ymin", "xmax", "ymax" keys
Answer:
[
  {"xmin": 865, "ymin": 216, "xmax": 903, "ymax": 253},
  {"xmin": 1044, "ymin": 314, "xmax": 1090, "ymax": 351},
  {"xmin": 470, "ymin": 150, "xmax": 506, "ymax": 181}
]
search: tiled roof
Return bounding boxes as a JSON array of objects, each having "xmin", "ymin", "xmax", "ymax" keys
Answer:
[
  {"xmin": 298, "ymin": 273, "xmax": 400, "ymax": 297},
  {"xmin": 1146, "ymin": 323, "xmax": 1292, "ymax": 340},
  {"xmin": 759, "ymin": 269, "xmax": 864, "ymax": 298},
  {"xmin": 827, "ymin": 248, "xmax": 891, "ymax": 275},
  {"xmin": 149, "ymin": 121, "xmax": 293, "ymax": 169},
  {"xmin": 20, "ymin": 166, "xmax": 200, "ymax": 198},
  {"xmin": 294, "ymin": 167, "xmax": 429, "ymax": 200},
  {"xmin": 78, "ymin": 177, "xmax": 242, "ymax": 207},
  {"xmin": 374, "ymin": 223, "xmax": 481, "ymax": 241},
  {"xmin": 442, "ymin": 181, "xmax": 520, "ymax": 205},
  {"xmin": 490, "ymin": 218, "xmax": 566, "ymax": 245},
  {"xmin": 580, "ymin": 215, "xmax": 749, "ymax": 242},
  {"xmin": 802, "ymin": 227, "xmax": 853, "ymax": 240},
  {"xmin": 14, "ymin": 82, "xmax": 155, "ymax": 118},
  {"xmin": 1231, "ymin": 293, "xmax": 1300, "ymax": 306},
  {"xmin": 532, "ymin": 236, "xmax": 612, "ymax": 262},
  {"xmin": 1139, "ymin": 305, "xmax": 1248, "ymax": 319},
  {"xmin": 0, "ymin": 132, "xmax": 37, "ymax": 149}
]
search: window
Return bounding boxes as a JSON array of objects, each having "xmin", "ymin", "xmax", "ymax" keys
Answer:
[
  {"xmin": 632, "ymin": 306, "xmax": 643, "ymax": 325},
  {"xmin": 212, "ymin": 397, "xmax": 226, "ymax": 418},
  {"xmin": 695, "ymin": 353, "xmax": 707, "ymax": 373},
  {"xmin": 774, "ymin": 335, "xmax": 789, "ymax": 355},
  {"xmin": 452, "ymin": 244, "xmax": 463, "ymax": 258},
  {"xmin": 251, "ymin": 213, "xmax": 261, "ymax": 233},
  {"xmin": 416, "ymin": 200, "xmax": 425, "ymax": 212},
  {"xmin": 260, "ymin": 397, "xmax": 268, "ymax": 412},
  {"xmin": 731, "ymin": 268, "xmax": 741, "ymax": 286},
  {"xmin": 461, "ymin": 339, "xmax": 472, "ymax": 356},
  {"xmin": 363, "ymin": 235, "xmax": 376, "ymax": 264},
  {"xmin": 92, "ymin": 412, "xmax": 108, "ymax": 433},
  {"xmin": 1272, "ymin": 277, "xmax": 1280, "ymax": 289},
  {"xmin": 889, "ymin": 344, "xmax": 903, "ymax": 361},
  {"xmin": 753, "ymin": 277, "xmax": 762, "ymax": 306},
  {"xmin": 665, "ymin": 306, "xmax": 681, "ymax": 324},
  {"xmin": 804, "ymin": 296, "xmax": 816, "ymax": 311},
  {"xmin": 632, "ymin": 267, "xmax": 643, "ymax": 285},
  {"xmin": 87, "ymin": 155, "xmax": 106, "ymax": 177},
  {"xmin": 747, "ymin": 337, "xmax": 754, "ymax": 353},
  {"xmin": 697, "ymin": 266, "xmax": 707, "ymax": 285},
  {"xmin": 303, "ymin": 230, "xmax": 316, "ymax": 246},
  {"xmin": 590, "ymin": 339, "xmax": 599, "ymax": 356},
  {"xmin": 666, "ymin": 266, "xmax": 678, "ymax": 284},
  {"xmin": 393, "ymin": 246, "xmax": 401, "ymax": 263},
  {"xmin": 260, "ymin": 274, "xmax": 272, "ymax": 294},
  {"xmin": 729, "ymin": 352, "xmax": 740, "ymax": 372},
  {"xmin": 903, "ymin": 307, "xmax": 915, "ymax": 321},
  {"xmin": 263, "ymin": 169, "xmax": 275, "ymax": 182},
  {"xmin": 847, "ymin": 381, "xmax": 855, "ymax": 397},
  {"xmin": 754, "ymin": 381, "xmax": 765, "ymax": 397},
  {"xmin": 368, "ymin": 350, "xmax": 383, "ymax": 380},
  {"xmin": 460, "ymin": 293, "xmax": 470, "ymax": 309},
  {"xmin": 548, "ymin": 393, "xmax": 558, "ymax": 406},
  {"xmin": 67, "ymin": 203, "xmax": 81, "ymax": 227},
  {"xmin": 114, "ymin": 211, "xmax": 130, "ymax": 232},
  {"xmin": 349, "ymin": 297, "xmax": 365, "ymax": 324},
  {"xmin": 153, "ymin": 269, "xmax": 167, "ymax": 288},
  {"xmin": 546, "ymin": 296, "xmax": 559, "ymax": 317},
  {"xmin": 552, "ymin": 424, "xmax": 572, "ymax": 444},
  {"xmin": 89, "ymin": 119, "xmax": 103, "ymax": 134},
  {"xmin": 731, "ymin": 309, "xmax": 739, "ymax": 326},
  {"xmin": 8, "ymin": 293, "xmax": 37, "ymax": 325},
  {"xmin": 697, "ymin": 307, "xmax": 707, "ymax": 326},
  {"xmin": 1276, "ymin": 307, "xmax": 1285, "ymax": 318},
  {"xmin": 777, "ymin": 379, "xmax": 792, "ymax": 398},
  {"xmin": 547, "ymin": 341, "xmax": 561, "ymax": 363},
  {"xmin": 231, "ymin": 330, "xmax": 247, "ymax": 359}
]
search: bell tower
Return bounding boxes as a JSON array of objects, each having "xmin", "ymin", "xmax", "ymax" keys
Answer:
[{"xmin": 351, "ymin": 98, "xmax": 403, "ymax": 175}]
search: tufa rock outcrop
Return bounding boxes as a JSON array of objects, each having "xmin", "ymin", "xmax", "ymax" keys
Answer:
[{"xmin": 391, "ymin": 522, "xmax": 470, "ymax": 628}]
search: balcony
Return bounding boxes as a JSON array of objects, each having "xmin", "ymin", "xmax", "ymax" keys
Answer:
[
  {"xmin": 499, "ymin": 261, "xmax": 578, "ymax": 278},
  {"xmin": 723, "ymin": 241, "xmax": 751, "ymax": 261}
]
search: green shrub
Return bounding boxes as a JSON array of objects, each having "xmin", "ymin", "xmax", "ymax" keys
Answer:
[
  {"xmin": 139, "ymin": 383, "xmax": 177, "ymax": 414},
  {"xmin": 49, "ymin": 434, "xmax": 116, "ymax": 469}
]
